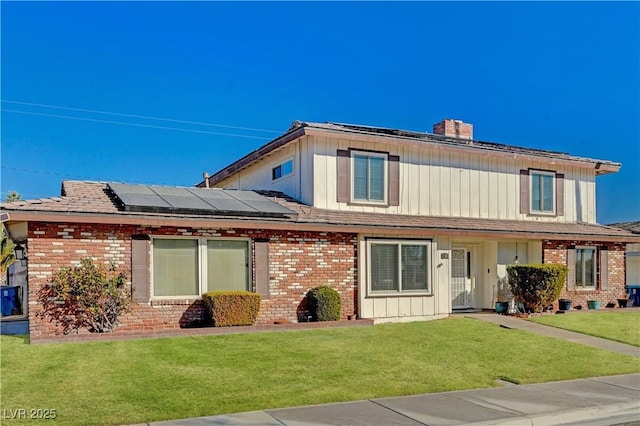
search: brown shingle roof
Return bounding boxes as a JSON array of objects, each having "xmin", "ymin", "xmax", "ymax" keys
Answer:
[
  {"xmin": 265, "ymin": 192, "xmax": 638, "ymax": 241},
  {"xmin": 609, "ymin": 221, "xmax": 640, "ymax": 234},
  {"xmin": 205, "ymin": 120, "xmax": 621, "ymax": 186},
  {"xmin": 2, "ymin": 181, "xmax": 638, "ymax": 242},
  {"xmin": 1, "ymin": 181, "xmax": 120, "ymax": 214}
]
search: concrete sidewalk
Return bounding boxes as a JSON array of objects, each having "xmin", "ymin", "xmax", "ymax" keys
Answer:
[
  {"xmin": 137, "ymin": 314, "xmax": 640, "ymax": 426},
  {"xmin": 144, "ymin": 374, "xmax": 640, "ymax": 425}
]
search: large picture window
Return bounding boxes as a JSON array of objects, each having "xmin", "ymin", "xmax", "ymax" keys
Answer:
[
  {"xmin": 152, "ymin": 238, "xmax": 250, "ymax": 297},
  {"xmin": 353, "ymin": 152, "xmax": 386, "ymax": 203},
  {"xmin": 153, "ymin": 239, "xmax": 199, "ymax": 297},
  {"xmin": 368, "ymin": 240, "xmax": 431, "ymax": 294}
]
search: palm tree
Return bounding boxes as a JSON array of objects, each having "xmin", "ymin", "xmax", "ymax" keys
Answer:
[
  {"xmin": 5, "ymin": 191, "xmax": 22, "ymax": 202},
  {"xmin": 0, "ymin": 224, "xmax": 16, "ymax": 285}
]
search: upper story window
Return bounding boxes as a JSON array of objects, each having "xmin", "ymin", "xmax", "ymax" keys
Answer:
[
  {"xmin": 520, "ymin": 169, "xmax": 564, "ymax": 217},
  {"xmin": 352, "ymin": 151, "xmax": 387, "ymax": 203},
  {"xmin": 272, "ymin": 158, "xmax": 293, "ymax": 181},
  {"xmin": 530, "ymin": 171, "xmax": 555, "ymax": 214},
  {"xmin": 337, "ymin": 149, "xmax": 399, "ymax": 207}
]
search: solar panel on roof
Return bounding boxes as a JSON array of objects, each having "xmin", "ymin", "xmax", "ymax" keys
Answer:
[
  {"xmin": 107, "ymin": 183, "xmax": 295, "ymax": 217},
  {"xmin": 191, "ymin": 189, "xmax": 258, "ymax": 213},
  {"xmin": 150, "ymin": 186, "xmax": 214, "ymax": 211},
  {"xmin": 108, "ymin": 183, "xmax": 172, "ymax": 210},
  {"xmin": 226, "ymin": 190, "xmax": 295, "ymax": 214}
]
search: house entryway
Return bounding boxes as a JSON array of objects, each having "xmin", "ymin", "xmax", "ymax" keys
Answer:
[
  {"xmin": 451, "ymin": 246, "xmax": 477, "ymax": 310},
  {"xmin": 0, "ymin": 261, "xmax": 29, "ymax": 335}
]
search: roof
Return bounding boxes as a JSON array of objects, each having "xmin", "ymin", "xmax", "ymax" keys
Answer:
[
  {"xmin": 107, "ymin": 182, "xmax": 295, "ymax": 217},
  {"xmin": 204, "ymin": 120, "xmax": 621, "ymax": 186},
  {"xmin": 2, "ymin": 181, "xmax": 638, "ymax": 243},
  {"xmin": 608, "ymin": 221, "xmax": 640, "ymax": 234},
  {"xmin": 0, "ymin": 181, "xmax": 296, "ymax": 219}
]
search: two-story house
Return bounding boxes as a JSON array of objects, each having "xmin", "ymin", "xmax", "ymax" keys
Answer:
[
  {"xmin": 2, "ymin": 119, "xmax": 637, "ymax": 341},
  {"xmin": 201, "ymin": 119, "xmax": 635, "ymax": 320}
]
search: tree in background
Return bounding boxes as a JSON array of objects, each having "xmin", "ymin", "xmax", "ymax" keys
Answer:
[
  {"xmin": 0, "ymin": 224, "xmax": 17, "ymax": 286},
  {"xmin": 4, "ymin": 191, "xmax": 22, "ymax": 202}
]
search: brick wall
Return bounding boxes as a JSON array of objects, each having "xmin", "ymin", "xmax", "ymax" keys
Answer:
[
  {"xmin": 543, "ymin": 240, "xmax": 626, "ymax": 309},
  {"xmin": 27, "ymin": 222, "xmax": 357, "ymax": 340}
]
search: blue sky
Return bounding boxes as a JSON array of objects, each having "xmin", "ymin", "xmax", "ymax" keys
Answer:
[{"xmin": 1, "ymin": 2, "xmax": 638, "ymax": 224}]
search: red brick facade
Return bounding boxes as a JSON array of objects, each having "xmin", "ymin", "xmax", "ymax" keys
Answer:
[
  {"xmin": 543, "ymin": 240, "xmax": 626, "ymax": 309},
  {"xmin": 27, "ymin": 222, "xmax": 357, "ymax": 340}
]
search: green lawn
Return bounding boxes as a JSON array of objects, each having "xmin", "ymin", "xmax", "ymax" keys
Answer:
[
  {"xmin": 530, "ymin": 310, "xmax": 640, "ymax": 347},
  {"xmin": 2, "ymin": 318, "xmax": 639, "ymax": 425}
]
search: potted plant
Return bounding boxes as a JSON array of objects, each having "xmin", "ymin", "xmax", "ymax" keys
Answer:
[
  {"xmin": 494, "ymin": 277, "xmax": 510, "ymax": 314},
  {"xmin": 617, "ymin": 293, "xmax": 634, "ymax": 308},
  {"xmin": 587, "ymin": 300, "xmax": 601, "ymax": 310},
  {"xmin": 558, "ymin": 298, "xmax": 573, "ymax": 311}
]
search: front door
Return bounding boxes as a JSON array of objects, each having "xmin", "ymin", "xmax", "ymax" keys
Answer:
[{"xmin": 451, "ymin": 248, "xmax": 474, "ymax": 309}]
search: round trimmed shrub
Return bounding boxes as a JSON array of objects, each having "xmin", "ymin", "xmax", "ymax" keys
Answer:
[
  {"xmin": 307, "ymin": 285, "xmax": 341, "ymax": 321},
  {"xmin": 507, "ymin": 264, "xmax": 568, "ymax": 313}
]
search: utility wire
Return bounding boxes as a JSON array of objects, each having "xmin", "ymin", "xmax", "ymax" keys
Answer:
[
  {"xmin": 2, "ymin": 109, "xmax": 273, "ymax": 140},
  {"xmin": 1, "ymin": 165, "xmax": 102, "ymax": 179},
  {"xmin": 1, "ymin": 99, "xmax": 282, "ymax": 134},
  {"xmin": 1, "ymin": 166, "xmax": 195, "ymax": 190}
]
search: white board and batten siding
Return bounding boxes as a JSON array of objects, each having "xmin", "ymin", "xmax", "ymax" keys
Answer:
[
  {"xmin": 215, "ymin": 138, "xmax": 315, "ymax": 206},
  {"xmin": 308, "ymin": 134, "xmax": 597, "ymax": 224},
  {"xmin": 357, "ymin": 235, "xmax": 452, "ymax": 322},
  {"xmin": 214, "ymin": 134, "xmax": 597, "ymax": 224}
]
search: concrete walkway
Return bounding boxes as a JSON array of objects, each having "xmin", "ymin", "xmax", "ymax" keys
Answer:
[
  {"xmin": 134, "ymin": 314, "xmax": 640, "ymax": 426},
  {"xmin": 465, "ymin": 312, "xmax": 640, "ymax": 358}
]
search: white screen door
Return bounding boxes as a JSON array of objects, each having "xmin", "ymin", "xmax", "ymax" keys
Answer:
[{"xmin": 451, "ymin": 248, "xmax": 472, "ymax": 309}]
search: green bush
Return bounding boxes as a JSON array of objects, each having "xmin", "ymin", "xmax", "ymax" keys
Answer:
[
  {"xmin": 36, "ymin": 257, "xmax": 132, "ymax": 334},
  {"xmin": 202, "ymin": 291, "xmax": 261, "ymax": 327},
  {"xmin": 307, "ymin": 285, "xmax": 341, "ymax": 321},
  {"xmin": 507, "ymin": 264, "xmax": 568, "ymax": 313}
]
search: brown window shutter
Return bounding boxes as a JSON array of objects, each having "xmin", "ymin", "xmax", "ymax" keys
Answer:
[
  {"xmin": 566, "ymin": 247, "xmax": 576, "ymax": 291},
  {"xmin": 131, "ymin": 234, "xmax": 150, "ymax": 303},
  {"xmin": 556, "ymin": 173, "xmax": 565, "ymax": 216},
  {"xmin": 599, "ymin": 248, "xmax": 608, "ymax": 291},
  {"xmin": 254, "ymin": 239, "xmax": 270, "ymax": 299},
  {"xmin": 388, "ymin": 155, "xmax": 400, "ymax": 206},
  {"xmin": 336, "ymin": 150, "xmax": 350, "ymax": 203},
  {"xmin": 520, "ymin": 169, "xmax": 530, "ymax": 214}
]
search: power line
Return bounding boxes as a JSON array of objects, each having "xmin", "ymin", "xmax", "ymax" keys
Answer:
[
  {"xmin": 1, "ymin": 109, "xmax": 273, "ymax": 140},
  {"xmin": 1, "ymin": 165, "xmax": 106, "ymax": 181},
  {"xmin": 1, "ymin": 99, "xmax": 282, "ymax": 134},
  {"xmin": 1, "ymin": 166, "xmax": 197, "ymax": 190}
]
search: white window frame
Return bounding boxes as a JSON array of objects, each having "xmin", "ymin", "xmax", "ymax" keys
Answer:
[
  {"xmin": 575, "ymin": 246, "xmax": 597, "ymax": 289},
  {"xmin": 271, "ymin": 157, "xmax": 294, "ymax": 182},
  {"xmin": 529, "ymin": 170, "xmax": 556, "ymax": 215},
  {"xmin": 367, "ymin": 239, "xmax": 432, "ymax": 296},
  {"xmin": 150, "ymin": 236, "xmax": 252, "ymax": 299},
  {"xmin": 351, "ymin": 150, "xmax": 388, "ymax": 204}
]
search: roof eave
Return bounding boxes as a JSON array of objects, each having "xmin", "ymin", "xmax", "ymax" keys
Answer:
[
  {"xmin": 3, "ymin": 210, "xmax": 639, "ymax": 243},
  {"xmin": 201, "ymin": 126, "xmax": 307, "ymax": 187},
  {"xmin": 302, "ymin": 127, "xmax": 621, "ymax": 173}
]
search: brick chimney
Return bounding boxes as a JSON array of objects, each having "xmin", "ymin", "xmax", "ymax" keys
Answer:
[{"xmin": 433, "ymin": 119, "xmax": 473, "ymax": 140}]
